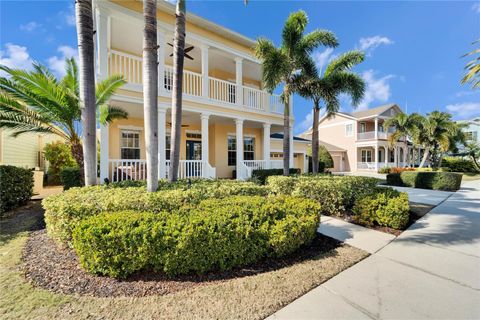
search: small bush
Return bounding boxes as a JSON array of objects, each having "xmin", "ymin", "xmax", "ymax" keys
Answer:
[
  {"xmin": 251, "ymin": 168, "xmax": 300, "ymax": 185},
  {"xmin": 353, "ymin": 187, "xmax": 409, "ymax": 229},
  {"xmin": 387, "ymin": 171, "xmax": 463, "ymax": 191},
  {"xmin": 72, "ymin": 196, "xmax": 321, "ymax": 278},
  {"xmin": 442, "ymin": 157, "xmax": 478, "ymax": 173},
  {"xmin": 378, "ymin": 167, "xmax": 416, "ymax": 174},
  {"xmin": 60, "ymin": 167, "xmax": 82, "ymax": 190},
  {"xmin": 0, "ymin": 165, "xmax": 34, "ymax": 215},
  {"xmin": 44, "ymin": 142, "xmax": 76, "ymax": 175}
]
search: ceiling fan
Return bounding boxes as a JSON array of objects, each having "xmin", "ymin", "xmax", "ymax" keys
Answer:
[{"xmin": 167, "ymin": 42, "xmax": 195, "ymax": 60}]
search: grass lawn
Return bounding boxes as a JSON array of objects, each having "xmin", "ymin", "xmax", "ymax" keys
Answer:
[{"xmin": 0, "ymin": 202, "xmax": 368, "ymax": 320}]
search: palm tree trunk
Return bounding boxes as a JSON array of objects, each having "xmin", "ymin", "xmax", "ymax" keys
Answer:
[
  {"xmin": 419, "ymin": 148, "xmax": 429, "ymax": 168},
  {"xmin": 75, "ymin": 0, "xmax": 97, "ymax": 186},
  {"xmin": 311, "ymin": 101, "xmax": 320, "ymax": 174},
  {"xmin": 142, "ymin": 0, "xmax": 158, "ymax": 192},
  {"xmin": 169, "ymin": 0, "xmax": 186, "ymax": 182},
  {"xmin": 438, "ymin": 153, "xmax": 445, "ymax": 167},
  {"xmin": 283, "ymin": 93, "xmax": 290, "ymax": 176},
  {"xmin": 70, "ymin": 139, "xmax": 85, "ymax": 185}
]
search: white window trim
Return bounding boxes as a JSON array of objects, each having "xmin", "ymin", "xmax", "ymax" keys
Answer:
[{"xmin": 345, "ymin": 123, "xmax": 353, "ymax": 137}]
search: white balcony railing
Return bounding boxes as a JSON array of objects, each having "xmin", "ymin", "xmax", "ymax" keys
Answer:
[
  {"xmin": 357, "ymin": 131, "xmax": 375, "ymax": 140},
  {"xmin": 109, "ymin": 50, "xmax": 284, "ymax": 115}
]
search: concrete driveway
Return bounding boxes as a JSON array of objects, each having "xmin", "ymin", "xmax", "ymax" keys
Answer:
[{"xmin": 269, "ymin": 180, "xmax": 480, "ymax": 319}]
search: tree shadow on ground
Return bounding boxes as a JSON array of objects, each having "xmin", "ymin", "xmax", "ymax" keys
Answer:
[{"xmin": 0, "ymin": 201, "xmax": 45, "ymax": 246}]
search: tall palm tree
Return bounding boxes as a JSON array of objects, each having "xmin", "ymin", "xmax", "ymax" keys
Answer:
[
  {"xmin": 463, "ymin": 141, "xmax": 480, "ymax": 170},
  {"xmin": 383, "ymin": 112, "xmax": 423, "ymax": 165},
  {"xmin": 169, "ymin": 0, "xmax": 186, "ymax": 182},
  {"xmin": 298, "ymin": 51, "xmax": 365, "ymax": 173},
  {"xmin": 255, "ymin": 11, "xmax": 338, "ymax": 175},
  {"xmin": 461, "ymin": 39, "xmax": 480, "ymax": 89},
  {"xmin": 75, "ymin": 0, "xmax": 97, "ymax": 185},
  {"xmin": 142, "ymin": 0, "xmax": 158, "ymax": 192},
  {"xmin": 0, "ymin": 59, "xmax": 127, "ymax": 170}
]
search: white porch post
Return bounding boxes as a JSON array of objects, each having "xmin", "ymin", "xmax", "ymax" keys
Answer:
[
  {"xmin": 394, "ymin": 146, "xmax": 398, "ymax": 167},
  {"xmin": 201, "ymin": 113, "xmax": 210, "ymax": 177},
  {"xmin": 235, "ymin": 119, "xmax": 244, "ymax": 180},
  {"xmin": 158, "ymin": 30, "xmax": 165, "ymax": 94},
  {"xmin": 158, "ymin": 108, "xmax": 167, "ymax": 178},
  {"xmin": 235, "ymin": 57, "xmax": 243, "ymax": 106},
  {"xmin": 201, "ymin": 44, "xmax": 209, "ymax": 98},
  {"xmin": 374, "ymin": 144, "xmax": 379, "ymax": 171},
  {"xmin": 385, "ymin": 146, "xmax": 388, "ymax": 166},
  {"xmin": 289, "ymin": 126, "xmax": 294, "ymax": 168},
  {"xmin": 96, "ymin": 7, "xmax": 110, "ymax": 183},
  {"xmin": 374, "ymin": 117, "xmax": 378, "ymax": 139},
  {"xmin": 263, "ymin": 123, "xmax": 271, "ymax": 169}
]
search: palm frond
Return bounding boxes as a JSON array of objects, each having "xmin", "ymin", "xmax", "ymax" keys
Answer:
[
  {"xmin": 282, "ymin": 11, "xmax": 308, "ymax": 52},
  {"xmin": 96, "ymin": 75, "xmax": 126, "ymax": 106},
  {"xmin": 324, "ymin": 51, "xmax": 365, "ymax": 77},
  {"xmin": 98, "ymin": 104, "xmax": 128, "ymax": 125},
  {"xmin": 298, "ymin": 29, "xmax": 338, "ymax": 54}
]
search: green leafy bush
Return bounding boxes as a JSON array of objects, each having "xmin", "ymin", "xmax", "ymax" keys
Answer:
[
  {"xmin": 250, "ymin": 168, "xmax": 300, "ymax": 185},
  {"xmin": 72, "ymin": 196, "xmax": 321, "ymax": 278},
  {"xmin": 386, "ymin": 171, "xmax": 463, "ymax": 191},
  {"xmin": 44, "ymin": 180, "xmax": 268, "ymax": 245},
  {"xmin": 442, "ymin": 157, "xmax": 478, "ymax": 173},
  {"xmin": 0, "ymin": 165, "xmax": 34, "ymax": 215},
  {"xmin": 60, "ymin": 167, "xmax": 82, "ymax": 190},
  {"xmin": 44, "ymin": 142, "xmax": 76, "ymax": 175},
  {"xmin": 318, "ymin": 145, "xmax": 334, "ymax": 168},
  {"xmin": 353, "ymin": 187, "xmax": 409, "ymax": 229}
]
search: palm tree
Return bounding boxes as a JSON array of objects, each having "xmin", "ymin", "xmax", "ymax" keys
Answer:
[
  {"xmin": 142, "ymin": 0, "xmax": 158, "ymax": 192},
  {"xmin": 298, "ymin": 51, "xmax": 365, "ymax": 173},
  {"xmin": 75, "ymin": 0, "xmax": 97, "ymax": 185},
  {"xmin": 383, "ymin": 112, "xmax": 423, "ymax": 165},
  {"xmin": 255, "ymin": 11, "xmax": 338, "ymax": 175},
  {"xmin": 463, "ymin": 141, "xmax": 480, "ymax": 170},
  {"xmin": 461, "ymin": 40, "xmax": 480, "ymax": 89},
  {"xmin": 169, "ymin": 0, "xmax": 186, "ymax": 182},
  {"xmin": 0, "ymin": 59, "xmax": 127, "ymax": 170}
]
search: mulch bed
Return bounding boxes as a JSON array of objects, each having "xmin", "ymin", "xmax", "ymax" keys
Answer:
[{"xmin": 22, "ymin": 229, "xmax": 342, "ymax": 298}]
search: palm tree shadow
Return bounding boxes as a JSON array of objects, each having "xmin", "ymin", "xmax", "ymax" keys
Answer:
[{"xmin": 0, "ymin": 201, "xmax": 45, "ymax": 245}]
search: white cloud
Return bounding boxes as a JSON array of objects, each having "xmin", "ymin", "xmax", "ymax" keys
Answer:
[
  {"xmin": 0, "ymin": 43, "xmax": 33, "ymax": 73},
  {"xmin": 57, "ymin": 4, "xmax": 76, "ymax": 27},
  {"xmin": 446, "ymin": 102, "xmax": 480, "ymax": 119},
  {"xmin": 313, "ymin": 48, "xmax": 335, "ymax": 73},
  {"xmin": 47, "ymin": 46, "xmax": 78, "ymax": 77},
  {"xmin": 20, "ymin": 21, "xmax": 42, "ymax": 32},
  {"xmin": 357, "ymin": 69, "xmax": 395, "ymax": 110},
  {"xmin": 358, "ymin": 36, "xmax": 393, "ymax": 56},
  {"xmin": 295, "ymin": 110, "xmax": 314, "ymax": 134},
  {"xmin": 472, "ymin": 3, "xmax": 480, "ymax": 13}
]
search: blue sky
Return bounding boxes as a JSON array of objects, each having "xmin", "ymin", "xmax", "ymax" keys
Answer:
[{"xmin": 1, "ymin": 0, "xmax": 479, "ymax": 134}]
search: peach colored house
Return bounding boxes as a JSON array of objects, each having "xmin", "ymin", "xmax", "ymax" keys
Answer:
[
  {"xmin": 94, "ymin": 0, "xmax": 309, "ymax": 182},
  {"xmin": 300, "ymin": 104, "xmax": 416, "ymax": 172}
]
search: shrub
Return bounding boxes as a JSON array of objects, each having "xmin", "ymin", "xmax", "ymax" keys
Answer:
[
  {"xmin": 60, "ymin": 167, "xmax": 82, "ymax": 190},
  {"xmin": 442, "ymin": 157, "xmax": 478, "ymax": 173},
  {"xmin": 72, "ymin": 196, "xmax": 321, "ymax": 278},
  {"xmin": 378, "ymin": 167, "xmax": 416, "ymax": 174},
  {"xmin": 353, "ymin": 187, "xmax": 409, "ymax": 229},
  {"xmin": 387, "ymin": 171, "xmax": 463, "ymax": 191},
  {"xmin": 44, "ymin": 180, "xmax": 268, "ymax": 245},
  {"xmin": 250, "ymin": 168, "xmax": 300, "ymax": 185},
  {"xmin": 0, "ymin": 165, "xmax": 34, "ymax": 215},
  {"xmin": 319, "ymin": 145, "xmax": 334, "ymax": 168},
  {"xmin": 44, "ymin": 142, "xmax": 76, "ymax": 175}
]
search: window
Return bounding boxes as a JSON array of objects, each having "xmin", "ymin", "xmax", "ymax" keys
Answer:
[
  {"xmin": 121, "ymin": 131, "xmax": 140, "ymax": 159},
  {"xmin": 360, "ymin": 122, "xmax": 366, "ymax": 133},
  {"xmin": 165, "ymin": 135, "xmax": 171, "ymax": 160},
  {"xmin": 465, "ymin": 131, "xmax": 478, "ymax": 141},
  {"xmin": 345, "ymin": 124, "xmax": 353, "ymax": 137},
  {"xmin": 361, "ymin": 149, "xmax": 372, "ymax": 163},
  {"xmin": 227, "ymin": 136, "xmax": 255, "ymax": 165}
]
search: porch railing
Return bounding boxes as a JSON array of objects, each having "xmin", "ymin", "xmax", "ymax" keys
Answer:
[
  {"xmin": 209, "ymin": 77, "xmax": 236, "ymax": 104},
  {"xmin": 244, "ymin": 160, "xmax": 268, "ymax": 171},
  {"xmin": 164, "ymin": 65, "xmax": 203, "ymax": 97}
]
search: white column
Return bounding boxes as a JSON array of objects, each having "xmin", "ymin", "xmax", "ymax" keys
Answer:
[
  {"xmin": 96, "ymin": 7, "xmax": 110, "ymax": 183},
  {"xmin": 394, "ymin": 146, "xmax": 398, "ymax": 167},
  {"xmin": 201, "ymin": 113, "xmax": 209, "ymax": 166},
  {"xmin": 235, "ymin": 57, "xmax": 243, "ymax": 106},
  {"xmin": 158, "ymin": 108, "xmax": 167, "ymax": 179},
  {"xmin": 263, "ymin": 123, "xmax": 271, "ymax": 169},
  {"xmin": 201, "ymin": 44, "xmax": 209, "ymax": 98},
  {"xmin": 235, "ymin": 119, "xmax": 244, "ymax": 180},
  {"xmin": 158, "ymin": 30, "xmax": 165, "ymax": 94},
  {"xmin": 374, "ymin": 117, "xmax": 378, "ymax": 139},
  {"xmin": 385, "ymin": 146, "xmax": 388, "ymax": 165},
  {"xmin": 289, "ymin": 126, "xmax": 294, "ymax": 168},
  {"xmin": 374, "ymin": 144, "xmax": 379, "ymax": 171}
]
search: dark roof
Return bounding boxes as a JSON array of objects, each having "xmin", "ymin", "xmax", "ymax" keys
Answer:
[{"xmin": 270, "ymin": 133, "xmax": 311, "ymax": 142}]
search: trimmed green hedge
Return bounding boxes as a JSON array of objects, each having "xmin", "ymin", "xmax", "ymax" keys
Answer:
[
  {"xmin": 43, "ymin": 180, "xmax": 268, "ymax": 245},
  {"xmin": 386, "ymin": 171, "xmax": 463, "ymax": 191},
  {"xmin": 60, "ymin": 167, "xmax": 82, "ymax": 190},
  {"xmin": 251, "ymin": 168, "xmax": 300, "ymax": 185},
  {"xmin": 72, "ymin": 196, "xmax": 321, "ymax": 278},
  {"xmin": 0, "ymin": 165, "xmax": 34, "ymax": 215},
  {"xmin": 353, "ymin": 187, "xmax": 409, "ymax": 229},
  {"xmin": 442, "ymin": 157, "xmax": 478, "ymax": 173},
  {"xmin": 266, "ymin": 175, "xmax": 379, "ymax": 216}
]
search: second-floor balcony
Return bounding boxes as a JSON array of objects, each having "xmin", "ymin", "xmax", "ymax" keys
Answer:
[
  {"xmin": 356, "ymin": 129, "xmax": 404, "ymax": 141},
  {"xmin": 109, "ymin": 50, "xmax": 284, "ymax": 115}
]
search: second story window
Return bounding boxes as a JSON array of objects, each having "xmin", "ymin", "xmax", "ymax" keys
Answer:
[
  {"xmin": 121, "ymin": 131, "xmax": 140, "ymax": 160},
  {"xmin": 166, "ymin": 135, "xmax": 171, "ymax": 160},
  {"xmin": 345, "ymin": 124, "xmax": 353, "ymax": 137}
]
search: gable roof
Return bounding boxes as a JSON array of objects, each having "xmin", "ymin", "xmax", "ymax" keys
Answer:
[{"xmin": 350, "ymin": 104, "xmax": 401, "ymax": 119}]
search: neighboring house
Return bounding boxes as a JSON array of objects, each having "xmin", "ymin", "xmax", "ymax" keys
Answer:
[
  {"xmin": 94, "ymin": 0, "xmax": 309, "ymax": 181},
  {"xmin": 300, "ymin": 104, "xmax": 416, "ymax": 172},
  {"xmin": 457, "ymin": 117, "xmax": 480, "ymax": 144}
]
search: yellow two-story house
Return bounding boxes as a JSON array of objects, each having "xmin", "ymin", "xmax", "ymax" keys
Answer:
[{"xmin": 94, "ymin": 0, "xmax": 309, "ymax": 182}]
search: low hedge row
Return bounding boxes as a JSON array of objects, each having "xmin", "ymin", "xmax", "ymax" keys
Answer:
[
  {"xmin": 43, "ymin": 180, "xmax": 268, "ymax": 245},
  {"xmin": 60, "ymin": 167, "xmax": 82, "ymax": 190},
  {"xmin": 251, "ymin": 168, "xmax": 301, "ymax": 185},
  {"xmin": 353, "ymin": 187, "xmax": 409, "ymax": 229},
  {"xmin": 0, "ymin": 165, "xmax": 34, "ymax": 215},
  {"xmin": 442, "ymin": 157, "xmax": 478, "ymax": 173},
  {"xmin": 266, "ymin": 175, "xmax": 379, "ymax": 216},
  {"xmin": 72, "ymin": 196, "xmax": 321, "ymax": 278},
  {"xmin": 386, "ymin": 171, "xmax": 463, "ymax": 191}
]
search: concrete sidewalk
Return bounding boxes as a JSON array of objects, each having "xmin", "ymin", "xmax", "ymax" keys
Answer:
[{"xmin": 269, "ymin": 180, "xmax": 480, "ymax": 319}]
